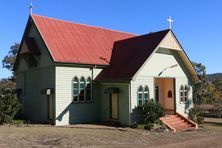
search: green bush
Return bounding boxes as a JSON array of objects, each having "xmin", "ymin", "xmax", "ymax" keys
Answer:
[
  {"xmin": 188, "ymin": 108, "xmax": 204, "ymax": 124},
  {"xmin": 0, "ymin": 94, "xmax": 21, "ymax": 124},
  {"xmin": 132, "ymin": 100, "xmax": 164, "ymax": 125},
  {"xmin": 130, "ymin": 122, "xmax": 138, "ymax": 128},
  {"xmin": 13, "ymin": 119, "xmax": 26, "ymax": 125},
  {"xmin": 144, "ymin": 122, "xmax": 154, "ymax": 130}
]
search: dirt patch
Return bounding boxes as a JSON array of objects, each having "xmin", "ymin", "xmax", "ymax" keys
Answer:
[{"xmin": 0, "ymin": 121, "xmax": 221, "ymax": 147}]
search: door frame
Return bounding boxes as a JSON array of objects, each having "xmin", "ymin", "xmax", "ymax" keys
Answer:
[
  {"xmin": 109, "ymin": 93, "xmax": 119, "ymax": 120},
  {"xmin": 154, "ymin": 77, "xmax": 176, "ymax": 114}
]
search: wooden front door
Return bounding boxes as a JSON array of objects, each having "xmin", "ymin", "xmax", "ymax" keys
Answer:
[{"xmin": 110, "ymin": 93, "xmax": 118, "ymax": 119}]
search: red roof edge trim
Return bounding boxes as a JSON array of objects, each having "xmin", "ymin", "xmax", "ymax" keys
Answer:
[
  {"xmin": 31, "ymin": 14, "xmax": 55, "ymax": 61},
  {"xmin": 31, "ymin": 14, "xmax": 137, "ymax": 37}
]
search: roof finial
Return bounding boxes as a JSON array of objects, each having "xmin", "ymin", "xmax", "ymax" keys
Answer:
[
  {"xmin": 29, "ymin": 1, "xmax": 33, "ymax": 15},
  {"xmin": 167, "ymin": 16, "xmax": 173, "ymax": 29}
]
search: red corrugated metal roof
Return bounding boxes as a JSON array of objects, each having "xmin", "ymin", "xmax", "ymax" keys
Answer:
[
  {"xmin": 31, "ymin": 14, "xmax": 136, "ymax": 65},
  {"xmin": 95, "ymin": 29, "xmax": 170, "ymax": 81}
]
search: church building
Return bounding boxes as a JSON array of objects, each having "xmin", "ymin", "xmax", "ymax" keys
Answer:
[{"xmin": 14, "ymin": 14, "xmax": 199, "ymax": 127}]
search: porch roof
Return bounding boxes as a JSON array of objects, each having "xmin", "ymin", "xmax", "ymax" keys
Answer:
[{"xmin": 95, "ymin": 29, "xmax": 170, "ymax": 82}]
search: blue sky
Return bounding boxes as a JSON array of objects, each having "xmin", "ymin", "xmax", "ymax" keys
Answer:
[{"xmin": 0, "ymin": 0, "xmax": 221, "ymax": 78}]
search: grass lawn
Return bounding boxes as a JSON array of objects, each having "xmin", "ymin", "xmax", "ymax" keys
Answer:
[
  {"xmin": 0, "ymin": 118, "xmax": 221, "ymax": 147},
  {"xmin": 202, "ymin": 117, "xmax": 222, "ymax": 131}
]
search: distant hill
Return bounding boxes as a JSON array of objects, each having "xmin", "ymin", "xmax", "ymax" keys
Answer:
[{"xmin": 207, "ymin": 73, "xmax": 222, "ymax": 80}]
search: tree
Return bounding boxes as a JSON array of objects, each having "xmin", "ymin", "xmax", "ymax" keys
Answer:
[
  {"xmin": 1, "ymin": 43, "xmax": 19, "ymax": 91},
  {"xmin": 192, "ymin": 62, "xmax": 208, "ymax": 105},
  {"xmin": 0, "ymin": 43, "xmax": 21, "ymax": 124},
  {"xmin": 0, "ymin": 78, "xmax": 16, "ymax": 95},
  {"xmin": 2, "ymin": 43, "xmax": 19, "ymax": 72},
  {"xmin": 0, "ymin": 94, "xmax": 21, "ymax": 124},
  {"xmin": 211, "ymin": 79, "xmax": 222, "ymax": 117}
]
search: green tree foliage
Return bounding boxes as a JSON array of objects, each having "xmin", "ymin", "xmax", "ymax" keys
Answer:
[
  {"xmin": 211, "ymin": 79, "xmax": 222, "ymax": 117},
  {"xmin": 0, "ymin": 43, "xmax": 21, "ymax": 124},
  {"xmin": 2, "ymin": 43, "xmax": 19, "ymax": 72},
  {"xmin": 1, "ymin": 43, "xmax": 19, "ymax": 93},
  {"xmin": 188, "ymin": 108, "xmax": 204, "ymax": 124},
  {"xmin": 192, "ymin": 61, "xmax": 222, "ymax": 118},
  {"xmin": 192, "ymin": 62, "xmax": 208, "ymax": 105},
  {"xmin": 0, "ymin": 94, "xmax": 21, "ymax": 124},
  {"xmin": 0, "ymin": 79, "xmax": 16, "ymax": 95}
]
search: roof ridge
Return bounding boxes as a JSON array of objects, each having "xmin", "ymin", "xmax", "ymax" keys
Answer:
[
  {"xmin": 31, "ymin": 14, "xmax": 137, "ymax": 36},
  {"xmin": 114, "ymin": 29, "xmax": 170, "ymax": 43}
]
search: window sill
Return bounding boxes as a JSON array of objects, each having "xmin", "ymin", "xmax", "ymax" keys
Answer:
[
  {"xmin": 180, "ymin": 101, "xmax": 188, "ymax": 104},
  {"xmin": 72, "ymin": 101, "xmax": 93, "ymax": 104}
]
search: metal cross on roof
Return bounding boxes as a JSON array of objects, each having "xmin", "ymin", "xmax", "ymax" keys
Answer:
[
  {"xmin": 167, "ymin": 16, "xmax": 173, "ymax": 29},
  {"xmin": 29, "ymin": 2, "xmax": 33, "ymax": 15}
]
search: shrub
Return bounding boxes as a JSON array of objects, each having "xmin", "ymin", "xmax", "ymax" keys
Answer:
[
  {"xmin": 132, "ymin": 100, "xmax": 164, "ymax": 126},
  {"xmin": 213, "ymin": 100, "xmax": 222, "ymax": 118},
  {"xmin": 143, "ymin": 100, "xmax": 164, "ymax": 124},
  {"xmin": 130, "ymin": 122, "xmax": 138, "ymax": 128},
  {"xmin": 188, "ymin": 108, "xmax": 204, "ymax": 124},
  {"xmin": 144, "ymin": 122, "xmax": 154, "ymax": 130},
  {"xmin": 0, "ymin": 94, "xmax": 21, "ymax": 124},
  {"xmin": 13, "ymin": 119, "xmax": 26, "ymax": 125}
]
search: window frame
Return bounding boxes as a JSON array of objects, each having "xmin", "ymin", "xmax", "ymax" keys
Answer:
[
  {"xmin": 184, "ymin": 85, "xmax": 188, "ymax": 103},
  {"xmin": 86, "ymin": 77, "xmax": 92, "ymax": 102},
  {"xmin": 144, "ymin": 85, "xmax": 149, "ymax": 104},
  {"xmin": 137, "ymin": 86, "xmax": 143, "ymax": 106},
  {"xmin": 180, "ymin": 85, "xmax": 184, "ymax": 103},
  {"xmin": 72, "ymin": 77, "xmax": 79, "ymax": 103},
  {"xmin": 79, "ymin": 76, "xmax": 86, "ymax": 102}
]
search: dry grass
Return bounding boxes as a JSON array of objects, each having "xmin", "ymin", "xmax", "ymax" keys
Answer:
[
  {"xmin": 202, "ymin": 117, "xmax": 222, "ymax": 131},
  {"xmin": 0, "ymin": 118, "xmax": 221, "ymax": 147}
]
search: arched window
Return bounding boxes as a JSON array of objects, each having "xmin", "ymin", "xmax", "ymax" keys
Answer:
[
  {"xmin": 137, "ymin": 86, "xmax": 143, "ymax": 106},
  {"xmin": 184, "ymin": 85, "xmax": 188, "ymax": 102},
  {"xmin": 144, "ymin": 86, "xmax": 149, "ymax": 104},
  {"xmin": 73, "ymin": 77, "xmax": 79, "ymax": 102},
  {"xmin": 167, "ymin": 90, "xmax": 173, "ymax": 98},
  {"xmin": 79, "ymin": 77, "xmax": 85, "ymax": 102},
  {"xmin": 180, "ymin": 85, "xmax": 184, "ymax": 103},
  {"xmin": 86, "ymin": 77, "xmax": 92, "ymax": 102}
]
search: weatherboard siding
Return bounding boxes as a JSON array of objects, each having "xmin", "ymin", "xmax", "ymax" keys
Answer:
[
  {"xmin": 175, "ymin": 77, "xmax": 193, "ymax": 116},
  {"xmin": 55, "ymin": 66, "xmax": 102, "ymax": 125},
  {"xmin": 98, "ymin": 83, "xmax": 130, "ymax": 125},
  {"xmin": 16, "ymin": 66, "xmax": 55, "ymax": 122},
  {"xmin": 130, "ymin": 50, "xmax": 193, "ymax": 116},
  {"xmin": 15, "ymin": 23, "xmax": 55, "ymax": 123},
  {"xmin": 130, "ymin": 77, "xmax": 154, "ymax": 110}
]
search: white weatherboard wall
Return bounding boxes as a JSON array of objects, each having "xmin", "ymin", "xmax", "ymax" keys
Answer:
[
  {"xmin": 55, "ymin": 66, "xmax": 102, "ymax": 125},
  {"xmin": 16, "ymin": 23, "xmax": 55, "ymax": 122},
  {"xmin": 98, "ymin": 83, "xmax": 130, "ymax": 125},
  {"xmin": 130, "ymin": 50, "xmax": 193, "ymax": 117}
]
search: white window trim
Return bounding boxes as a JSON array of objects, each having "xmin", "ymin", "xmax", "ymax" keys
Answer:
[
  {"xmin": 86, "ymin": 77, "xmax": 92, "ymax": 102},
  {"xmin": 72, "ymin": 76, "xmax": 93, "ymax": 104},
  {"xmin": 180, "ymin": 85, "xmax": 189, "ymax": 104},
  {"xmin": 72, "ymin": 77, "xmax": 79, "ymax": 103},
  {"xmin": 79, "ymin": 77, "xmax": 86, "ymax": 102},
  {"xmin": 184, "ymin": 85, "xmax": 188, "ymax": 103},
  {"xmin": 138, "ymin": 86, "xmax": 143, "ymax": 106},
  {"xmin": 137, "ymin": 85, "xmax": 150, "ymax": 106},
  {"xmin": 180, "ymin": 85, "xmax": 184, "ymax": 103},
  {"xmin": 144, "ymin": 86, "xmax": 149, "ymax": 102}
]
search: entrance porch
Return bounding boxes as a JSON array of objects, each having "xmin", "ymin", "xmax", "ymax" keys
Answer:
[{"xmin": 155, "ymin": 78, "xmax": 175, "ymax": 114}]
